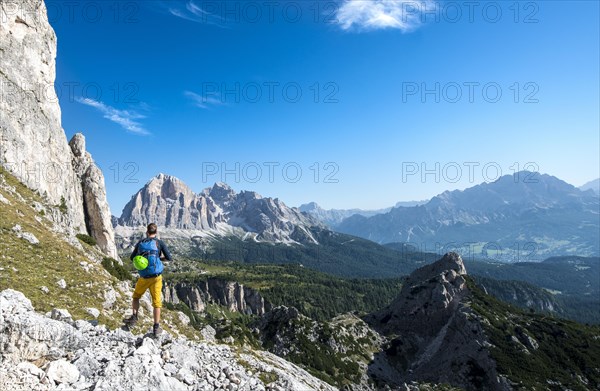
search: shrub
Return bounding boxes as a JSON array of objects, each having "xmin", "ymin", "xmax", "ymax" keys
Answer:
[
  {"xmin": 59, "ymin": 197, "xmax": 68, "ymax": 214},
  {"xmin": 102, "ymin": 257, "xmax": 132, "ymax": 281},
  {"xmin": 76, "ymin": 234, "xmax": 97, "ymax": 246}
]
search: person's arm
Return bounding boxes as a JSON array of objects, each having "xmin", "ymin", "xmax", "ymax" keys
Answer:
[
  {"xmin": 159, "ymin": 240, "xmax": 173, "ymax": 262},
  {"xmin": 130, "ymin": 242, "xmax": 140, "ymax": 260}
]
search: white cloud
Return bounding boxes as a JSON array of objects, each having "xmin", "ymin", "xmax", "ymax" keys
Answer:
[
  {"xmin": 167, "ymin": 0, "xmax": 224, "ymax": 26},
  {"xmin": 184, "ymin": 91, "xmax": 225, "ymax": 110},
  {"xmin": 76, "ymin": 98, "xmax": 150, "ymax": 136},
  {"xmin": 335, "ymin": 0, "xmax": 431, "ymax": 32}
]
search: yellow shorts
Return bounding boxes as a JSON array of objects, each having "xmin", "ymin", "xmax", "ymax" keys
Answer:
[{"xmin": 132, "ymin": 275, "xmax": 163, "ymax": 308}]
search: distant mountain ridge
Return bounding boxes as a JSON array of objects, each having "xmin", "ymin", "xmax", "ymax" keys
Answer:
[
  {"xmin": 338, "ymin": 171, "xmax": 600, "ymax": 260},
  {"xmin": 114, "ymin": 174, "xmax": 321, "ymax": 244},
  {"xmin": 580, "ymin": 178, "xmax": 600, "ymax": 195},
  {"xmin": 299, "ymin": 200, "xmax": 425, "ymax": 228}
]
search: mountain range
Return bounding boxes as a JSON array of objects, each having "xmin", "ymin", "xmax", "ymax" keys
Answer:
[
  {"xmin": 114, "ymin": 173, "xmax": 321, "ymax": 245},
  {"xmin": 112, "ymin": 174, "xmax": 434, "ymax": 278},
  {"xmin": 1, "ymin": 1, "xmax": 599, "ymax": 390},
  {"xmin": 337, "ymin": 171, "xmax": 600, "ymax": 260},
  {"xmin": 298, "ymin": 200, "xmax": 425, "ymax": 228}
]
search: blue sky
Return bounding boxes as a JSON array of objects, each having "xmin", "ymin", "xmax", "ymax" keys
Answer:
[{"xmin": 47, "ymin": 0, "xmax": 599, "ymax": 214}]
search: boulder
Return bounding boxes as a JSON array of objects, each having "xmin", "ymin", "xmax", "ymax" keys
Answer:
[{"xmin": 45, "ymin": 359, "xmax": 79, "ymax": 385}]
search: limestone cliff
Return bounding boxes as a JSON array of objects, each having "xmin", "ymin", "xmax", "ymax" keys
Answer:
[
  {"xmin": 163, "ymin": 278, "xmax": 271, "ymax": 316},
  {"xmin": 0, "ymin": 0, "xmax": 118, "ymax": 259}
]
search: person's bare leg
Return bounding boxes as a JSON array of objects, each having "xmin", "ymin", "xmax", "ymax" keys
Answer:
[
  {"xmin": 153, "ymin": 307, "xmax": 161, "ymax": 324},
  {"xmin": 132, "ymin": 298, "xmax": 140, "ymax": 316}
]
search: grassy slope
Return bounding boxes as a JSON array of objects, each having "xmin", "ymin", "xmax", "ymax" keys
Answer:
[
  {"xmin": 0, "ymin": 167, "xmax": 198, "ymax": 338},
  {"xmin": 466, "ymin": 256, "xmax": 600, "ymax": 324},
  {"xmin": 468, "ymin": 277, "xmax": 600, "ymax": 390}
]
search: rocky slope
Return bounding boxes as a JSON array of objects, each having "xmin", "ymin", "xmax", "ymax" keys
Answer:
[
  {"xmin": 252, "ymin": 306, "xmax": 383, "ymax": 389},
  {"xmin": 115, "ymin": 174, "xmax": 321, "ymax": 245},
  {"xmin": 163, "ymin": 278, "xmax": 271, "ymax": 316},
  {"xmin": 338, "ymin": 172, "xmax": 600, "ymax": 260},
  {"xmin": 367, "ymin": 253, "xmax": 508, "ymax": 390},
  {"xmin": 0, "ymin": 0, "xmax": 118, "ymax": 259},
  {"xmin": 366, "ymin": 252, "xmax": 600, "ymax": 390},
  {"xmin": 0, "ymin": 289, "xmax": 336, "ymax": 391}
]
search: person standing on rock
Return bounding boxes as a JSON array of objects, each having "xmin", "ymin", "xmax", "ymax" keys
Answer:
[{"xmin": 124, "ymin": 223, "xmax": 173, "ymax": 336}]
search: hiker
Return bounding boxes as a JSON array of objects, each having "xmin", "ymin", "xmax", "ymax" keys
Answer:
[{"xmin": 125, "ymin": 223, "xmax": 173, "ymax": 336}]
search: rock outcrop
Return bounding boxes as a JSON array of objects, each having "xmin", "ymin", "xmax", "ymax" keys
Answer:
[
  {"xmin": 368, "ymin": 252, "xmax": 510, "ymax": 391},
  {"xmin": 0, "ymin": 289, "xmax": 336, "ymax": 391},
  {"xmin": 163, "ymin": 278, "xmax": 271, "ymax": 316},
  {"xmin": 115, "ymin": 174, "xmax": 321, "ymax": 244},
  {"xmin": 0, "ymin": 0, "xmax": 118, "ymax": 259},
  {"xmin": 69, "ymin": 133, "xmax": 119, "ymax": 259}
]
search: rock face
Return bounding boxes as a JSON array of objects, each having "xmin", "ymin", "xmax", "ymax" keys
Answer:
[
  {"xmin": 0, "ymin": 289, "xmax": 336, "ymax": 391},
  {"xmin": 163, "ymin": 278, "xmax": 271, "ymax": 316},
  {"xmin": 0, "ymin": 1, "xmax": 118, "ymax": 259},
  {"xmin": 116, "ymin": 174, "xmax": 321, "ymax": 244},
  {"xmin": 372, "ymin": 252, "xmax": 468, "ymax": 335},
  {"xmin": 0, "ymin": 0, "xmax": 85, "ymax": 234},
  {"xmin": 368, "ymin": 253, "xmax": 510, "ymax": 391},
  {"xmin": 69, "ymin": 133, "xmax": 119, "ymax": 259}
]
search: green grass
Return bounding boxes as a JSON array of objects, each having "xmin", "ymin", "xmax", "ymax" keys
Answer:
[
  {"xmin": 101, "ymin": 257, "xmax": 133, "ymax": 281},
  {"xmin": 0, "ymin": 170, "xmax": 121, "ymax": 327},
  {"xmin": 76, "ymin": 233, "xmax": 97, "ymax": 246},
  {"xmin": 0, "ymin": 167, "xmax": 200, "ymax": 337}
]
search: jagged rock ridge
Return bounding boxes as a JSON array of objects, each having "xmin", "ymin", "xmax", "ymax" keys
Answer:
[
  {"xmin": 0, "ymin": 0, "xmax": 118, "ymax": 259},
  {"xmin": 116, "ymin": 174, "xmax": 322, "ymax": 244}
]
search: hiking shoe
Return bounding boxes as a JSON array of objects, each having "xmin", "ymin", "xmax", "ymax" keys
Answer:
[
  {"xmin": 153, "ymin": 323, "xmax": 162, "ymax": 337},
  {"xmin": 124, "ymin": 314, "xmax": 138, "ymax": 327}
]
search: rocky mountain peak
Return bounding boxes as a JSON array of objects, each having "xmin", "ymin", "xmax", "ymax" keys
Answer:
[
  {"xmin": 69, "ymin": 134, "xmax": 86, "ymax": 158},
  {"xmin": 299, "ymin": 202, "xmax": 320, "ymax": 212},
  {"xmin": 368, "ymin": 253, "xmax": 507, "ymax": 389},
  {"xmin": 117, "ymin": 175, "xmax": 321, "ymax": 244},
  {"xmin": 409, "ymin": 251, "xmax": 467, "ymax": 282},
  {"xmin": 146, "ymin": 173, "xmax": 194, "ymax": 201},
  {"xmin": 372, "ymin": 252, "xmax": 468, "ymax": 335},
  {"xmin": 208, "ymin": 181, "xmax": 236, "ymax": 201}
]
